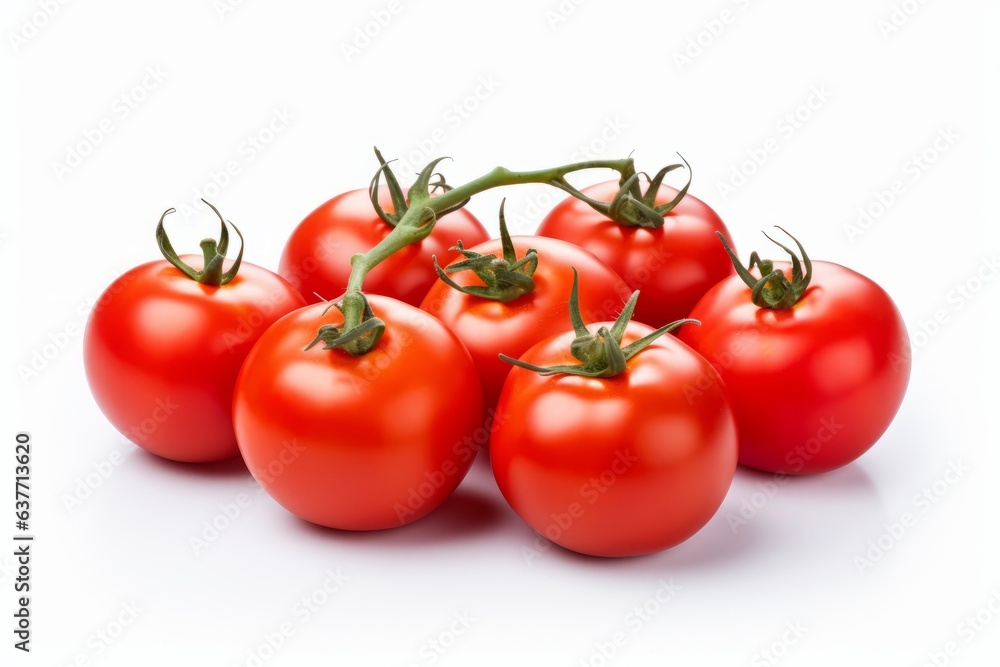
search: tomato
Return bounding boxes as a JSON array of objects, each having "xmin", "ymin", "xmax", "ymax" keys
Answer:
[
  {"xmin": 678, "ymin": 241, "xmax": 910, "ymax": 474},
  {"xmin": 490, "ymin": 294, "xmax": 737, "ymax": 557},
  {"xmin": 279, "ymin": 187, "xmax": 489, "ymax": 306},
  {"xmin": 537, "ymin": 181, "xmax": 735, "ymax": 327},
  {"xmin": 420, "ymin": 235, "xmax": 628, "ymax": 409},
  {"xmin": 232, "ymin": 296, "xmax": 484, "ymax": 530},
  {"xmin": 84, "ymin": 210, "xmax": 305, "ymax": 463}
]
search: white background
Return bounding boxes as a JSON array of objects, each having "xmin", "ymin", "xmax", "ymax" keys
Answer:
[{"xmin": 3, "ymin": 0, "xmax": 999, "ymax": 665}]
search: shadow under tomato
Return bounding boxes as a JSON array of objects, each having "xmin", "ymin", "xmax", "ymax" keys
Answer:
[
  {"xmin": 464, "ymin": 445, "xmax": 500, "ymax": 484},
  {"xmin": 531, "ymin": 514, "xmax": 775, "ymax": 573},
  {"xmin": 130, "ymin": 447, "xmax": 252, "ymax": 480},
  {"xmin": 291, "ymin": 487, "xmax": 509, "ymax": 547},
  {"xmin": 735, "ymin": 459, "xmax": 879, "ymax": 491},
  {"xmin": 518, "ymin": 462, "xmax": 882, "ymax": 574},
  {"xmin": 665, "ymin": 462, "xmax": 880, "ymax": 568},
  {"xmin": 729, "ymin": 461, "xmax": 882, "ymax": 532}
]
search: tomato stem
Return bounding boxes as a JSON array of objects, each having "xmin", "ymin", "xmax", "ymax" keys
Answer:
[
  {"xmin": 369, "ymin": 149, "xmax": 470, "ymax": 227},
  {"xmin": 431, "ymin": 199, "xmax": 538, "ymax": 303},
  {"xmin": 155, "ymin": 199, "xmax": 244, "ymax": 286},
  {"xmin": 304, "ymin": 294, "xmax": 385, "ymax": 352},
  {"xmin": 334, "ymin": 152, "xmax": 637, "ymax": 355},
  {"xmin": 718, "ymin": 227, "xmax": 813, "ymax": 309},
  {"xmin": 498, "ymin": 269, "xmax": 699, "ymax": 378},
  {"xmin": 555, "ymin": 154, "xmax": 693, "ymax": 229}
]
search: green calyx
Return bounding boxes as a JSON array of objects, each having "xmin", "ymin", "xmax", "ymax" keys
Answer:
[
  {"xmin": 304, "ymin": 293, "xmax": 385, "ymax": 355},
  {"xmin": 156, "ymin": 199, "xmax": 244, "ymax": 286},
  {"xmin": 368, "ymin": 147, "xmax": 471, "ymax": 228},
  {"xmin": 719, "ymin": 226, "xmax": 813, "ymax": 309},
  {"xmin": 499, "ymin": 269, "xmax": 698, "ymax": 378},
  {"xmin": 432, "ymin": 199, "xmax": 537, "ymax": 303},
  {"xmin": 559, "ymin": 154, "xmax": 692, "ymax": 229}
]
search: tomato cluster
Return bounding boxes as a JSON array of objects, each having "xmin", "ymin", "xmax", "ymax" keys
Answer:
[{"xmin": 84, "ymin": 154, "xmax": 911, "ymax": 558}]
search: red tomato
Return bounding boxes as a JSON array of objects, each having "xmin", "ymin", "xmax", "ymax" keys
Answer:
[
  {"xmin": 84, "ymin": 256, "xmax": 305, "ymax": 463},
  {"xmin": 491, "ymin": 322, "xmax": 737, "ymax": 557},
  {"xmin": 279, "ymin": 187, "xmax": 489, "ymax": 306},
  {"xmin": 420, "ymin": 236, "xmax": 629, "ymax": 408},
  {"xmin": 233, "ymin": 296, "xmax": 484, "ymax": 530},
  {"xmin": 537, "ymin": 182, "xmax": 735, "ymax": 327},
  {"xmin": 678, "ymin": 261, "xmax": 910, "ymax": 474}
]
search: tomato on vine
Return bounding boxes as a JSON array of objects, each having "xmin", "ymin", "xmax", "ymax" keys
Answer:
[
  {"xmin": 420, "ymin": 201, "xmax": 629, "ymax": 409},
  {"xmin": 84, "ymin": 202, "xmax": 305, "ymax": 463},
  {"xmin": 234, "ymin": 151, "xmax": 718, "ymax": 531},
  {"xmin": 491, "ymin": 272, "xmax": 738, "ymax": 557},
  {"xmin": 537, "ymin": 157, "xmax": 735, "ymax": 327},
  {"xmin": 233, "ymin": 295, "xmax": 484, "ymax": 530},
  {"xmin": 678, "ymin": 228, "xmax": 910, "ymax": 474},
  {"xmin": 279, "ymin": 150, "xmax": 489, "ymax": 306}
]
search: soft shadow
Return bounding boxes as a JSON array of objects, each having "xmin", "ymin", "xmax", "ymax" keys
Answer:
[
  {"xmin": 130, "ymin": 448, "xmax": 252, "ymax": 480},
  {"xmin": 464, "ymin": 446, "xmax": 500, "ymax": 485},
  {"xmin": 508, "ymin": 462, "xmax": 884, "ymax": 574},
  {"xmin": 532, "ymin": 509, "xmax": 775, "ymax": 574},
  {"xmin": 733, "ymin": 461, "xmax": 881, "ymax": 498},
  {"xmin": 292, "ymin": 487, "xmax": 508, "ymax": 547}
]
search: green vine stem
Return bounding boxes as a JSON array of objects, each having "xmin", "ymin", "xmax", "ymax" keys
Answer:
[{"xmin": 331, "ymin": 151, "xmax": 638, "ymax": 355}]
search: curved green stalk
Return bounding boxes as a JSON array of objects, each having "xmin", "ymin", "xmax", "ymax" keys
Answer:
[{"xmin": 332, "ymin": 152, "xmax": 637, "ymax": 355}]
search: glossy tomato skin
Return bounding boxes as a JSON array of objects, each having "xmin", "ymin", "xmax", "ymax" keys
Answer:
[
  {"xmin": 279, "ymin": 187, "xmax": 489, "ymax": 306},
  {"xmin": 678, "ymin": 261, "xmax": 910, "ymax": 475},
  {"xmin": 233, "ymin": 296, "xmax": 484, "ymax": 530},
  {"xmin": 420, "ymin": 236, "xmax": 629, "ymax": 409},
  {"xmin": 537, "ymin": 182, "xmax": 735, "ymax": 328},
  {"xmin": 84, "ymin": 257, "xmax": 306, "ymax": 463},
  {"xmin": 490, "ymin": 324, "xmax": 738, "ymax": 557}
]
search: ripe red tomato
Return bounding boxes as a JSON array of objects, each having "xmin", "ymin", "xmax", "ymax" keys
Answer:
[
  {"xmin": 678, "ymin": 260, "xmax": 910, "ymax": 474},
  {"xmin": 420, "ymin": 236, "xmax": 628, "ymax": 408},
  {"xmin": 537, "ymin": 181, "xmax": 735, "ymax": 327},
  {"xmin": 491, "ymin": 321, "xmax": 737, "ymax": 558},
  {"xmin": 232, "ymin": 296, "xmax": 484, "ymax": 530},
  {"xmin": 279, "ymin": 187, "xmax": 489, "ymax": 306},
  {"xmin": 84, "ymin": 256, "xmax": 305, "ymax": 463}
]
